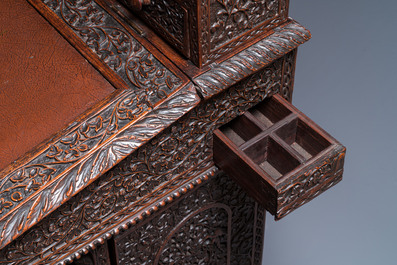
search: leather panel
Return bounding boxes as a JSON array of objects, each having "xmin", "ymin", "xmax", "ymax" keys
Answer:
[{"xmin": 0, "ymin": 0, "xmax": 115, "ymax": 170}]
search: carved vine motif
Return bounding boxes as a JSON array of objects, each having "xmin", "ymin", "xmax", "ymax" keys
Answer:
[
  {"xmin": 114, "ymin": 173, "xmax": 263, "ymax": 265},
  {"xmin": 0, "ymin": 89, "xmax": 138, "ymax": 217},
  {"xmin": 0, "ymin": 54, "xmax": 289, "ymax": 264},
  {"xmin": 210, "ymin": 0, "xmax": 280, "ymax": 49},
  {"xmin": 42, "ymin": 0, "xmax": 182, "ymax": 93},
  {"xmin": 116, "ymin": 204, "xmax": 231, "ymax": 265}
]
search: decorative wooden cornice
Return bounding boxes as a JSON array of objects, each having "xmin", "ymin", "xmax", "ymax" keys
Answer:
[{"xmin": 194, "ymin": 20, "xmax": 311, "ymax": 99}]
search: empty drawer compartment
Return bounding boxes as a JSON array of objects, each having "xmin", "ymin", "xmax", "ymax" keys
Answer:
[{"xmin": 214, "ymin": 94, "xmax": 346, "ymax": 219}]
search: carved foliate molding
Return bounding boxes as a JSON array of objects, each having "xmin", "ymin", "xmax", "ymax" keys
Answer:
[
  {"xmin": 0, "ymin": 85, "xmax": 200, "ymax": 250},
  {"xmin": 194, "ymin": 20, "xmax": 310, "ymax": 99},
  {"xmin": 0, "ymin": 14, "xmax": 307, "ymax": 252},
  {"xmin": 0, "ymin": 54, "xmax": 292, "ymax": 264}
]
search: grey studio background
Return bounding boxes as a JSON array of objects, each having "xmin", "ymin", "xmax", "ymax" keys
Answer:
[{"xmin": 262, "ymin": 1, "xmax": 397, "ymax": 265}]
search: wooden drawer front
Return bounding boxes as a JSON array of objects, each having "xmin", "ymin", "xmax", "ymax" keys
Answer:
[
  {"xmin": 119, "ymin": 0, "xmax": 289, "ymax": 67},
  {"xmin": 214, "ymin": 94, "xmax": 346, "ymax": 219}
]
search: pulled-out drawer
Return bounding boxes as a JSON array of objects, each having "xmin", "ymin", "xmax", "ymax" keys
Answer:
[{"xmin": 213, "ymin": 94, "xmax": 346, "ymax": 219}]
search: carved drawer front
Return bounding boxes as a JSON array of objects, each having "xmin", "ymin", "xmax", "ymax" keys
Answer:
[
  {"xmin": 213, "ymin": 94, "xmax": 346, "ymax": 219},
  {"xmin": 116, "ymin": 0, "xmax": 289, "ymax": 67}
]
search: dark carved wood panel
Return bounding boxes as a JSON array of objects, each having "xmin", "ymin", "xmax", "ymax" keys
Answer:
[
  {"xmin": 0, "ymin": 52, "xmax": 295, "ymax": 264},
  {"xmin": 132, "ymin": 0, "xmax": 290, "ymax": 67},
  {"xmin": 112, "ymin": 173, "xmax": 265, "ymax": 265},
  {"xmin": 71, "ymin": 241, "xmax": 110, "ymax": 265},
  {"xmin": 210, "ymin": 0, "xmax": 280, "ymax": 50},
  {"xmin": 0, "ymin": 84, "xmax": 199, "ymax": 250},
  {"xmin": 140, "ymin": 0, "xmax": 189, "ymax": 56}
]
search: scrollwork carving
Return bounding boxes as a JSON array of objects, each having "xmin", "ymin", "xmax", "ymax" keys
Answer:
[
  {"xmin": 0, "ymin": 84, "xmax": 199, "ymax": 250},
  {"xmin": 0, "ymin": 0, "xmax": 192, "ymax": 249}
]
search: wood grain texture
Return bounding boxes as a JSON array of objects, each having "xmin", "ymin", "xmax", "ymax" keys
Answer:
[
  {"xmin": 0, "ymin": 0, "xmax": 312, "ymax": 258},
  {"xmin": 30, "ymin": 0, "xmax": 188, "ymax": 91}
]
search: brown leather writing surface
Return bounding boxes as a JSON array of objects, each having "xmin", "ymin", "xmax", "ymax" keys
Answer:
[{"xmin": 0, "ymin": 0, "xmax": 115, "ymax": 170}]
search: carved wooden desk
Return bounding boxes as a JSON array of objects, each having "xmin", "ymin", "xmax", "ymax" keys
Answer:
[{"xmin": 0, "ymin": 1, "xmax": 345, "ymax": 264}]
